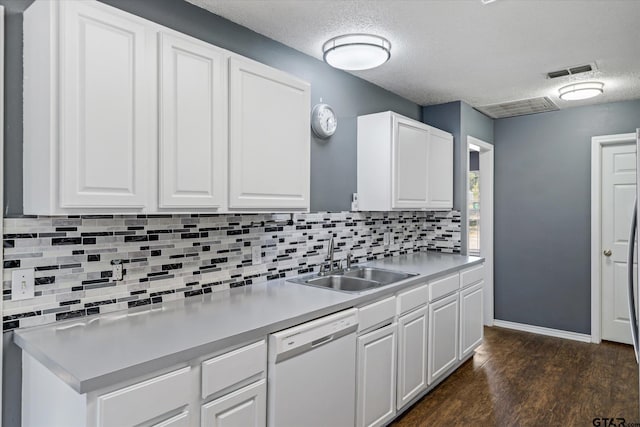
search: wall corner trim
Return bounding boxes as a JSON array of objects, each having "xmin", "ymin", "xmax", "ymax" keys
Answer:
[{"xmin": 492, "ymin": 319, "xmax": 592, "ymax": 343}]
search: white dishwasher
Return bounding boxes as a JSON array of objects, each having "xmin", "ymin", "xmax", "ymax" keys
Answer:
[{"xmin": 268, "ymin": 308, "xmax": 358, "ymax": 427}]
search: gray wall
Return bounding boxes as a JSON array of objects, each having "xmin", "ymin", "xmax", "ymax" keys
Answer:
[
  {"xmin": 1, "ymin": 0, "xmax": 420, "ymax": 216},
  {"xmin": 493, "ymin": 99, "xmax": 640, "ymax": 334},
  {"xmin": 422, "ymin": 101, "xmax": 494, "ymax": 253}
]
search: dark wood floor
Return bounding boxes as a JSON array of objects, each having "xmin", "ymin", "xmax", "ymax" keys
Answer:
[{"xmin": 392, "ymin": 326, "xmax": 639, "ymax": 427}]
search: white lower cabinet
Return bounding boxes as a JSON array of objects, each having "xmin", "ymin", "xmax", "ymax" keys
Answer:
[
  {"xmin": 201, "ymin": 380, "xmax": 266, "ymax": 427},
  {"xmin": 460, "ymin": 281, "xmax": 484, "ymax": 360},
  {"xmin": 396, "ymin": 305, "xmax": 428, "ymax": 410},
  {"xmin": 356, "ymin": 323, "xmax": 397, "ymax": 427},
  {"xmin": 21, "ymin": 265, "xmax": 485, "ymax": 427},
  {"xmin": 22, "ymin": 340, "xmax": 267, "ymax": 427},
  {"xmin": 428, "ymin": 293, "xmax": 459, "ymax": 385}
]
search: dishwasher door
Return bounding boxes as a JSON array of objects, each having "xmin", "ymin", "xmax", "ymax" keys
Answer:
[{"xmin": 268, "ymin": 308, "xmax": 358, "ymax": 427}]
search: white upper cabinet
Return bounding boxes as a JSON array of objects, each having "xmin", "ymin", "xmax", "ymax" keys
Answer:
[
  {"xmin": 393, "ymin": 116, "xmax": 430, "ymax": 209},
  {"xmin": 357, "ymin": 111, "xmax": 453, "ymax": 211},
  {"xmin": 427, "ymin": 127, "xmax": 454, "ymax": 208},
  {"xmin": 24, "ymin": 0, "xmax": 311, "ymax": 215},
  {"xmin": 228, "ymin": 57, "xmax": 310, "ymax": 210},
  {"xmin": 24, "ymin": 0, "xmax": 153, "ymax": 214},
  {"xmin": 158, "ymin": 32, "xmax": 227, "ymax": 209}
]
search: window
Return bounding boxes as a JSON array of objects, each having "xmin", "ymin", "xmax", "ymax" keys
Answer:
[{"xmin": 468, "ymin": 170, "xmax": 480, "ymax": 256}]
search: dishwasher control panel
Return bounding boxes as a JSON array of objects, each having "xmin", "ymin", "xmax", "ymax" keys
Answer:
[{"xmin": 270, "ymin": 308, "xmax": 358, "ymax": 355}]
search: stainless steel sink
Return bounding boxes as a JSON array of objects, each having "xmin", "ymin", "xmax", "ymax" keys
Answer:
[
  {"xmin": 342, "ymin": 267, "xmax": 415, "ymax": 285},
  {"xmin": 289, "ymin": 267, "xmax": 417, "ymax": 293},
  {"xmin": 306, "ymin": 275, "xmax": 383, "ymax": 292}
]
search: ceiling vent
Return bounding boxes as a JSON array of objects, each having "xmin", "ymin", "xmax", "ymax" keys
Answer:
[
  {"xmin": 546, "ymin": 62, "xmax": 597, "ymax": 79},
  {"xmin": 476, "ymin": 97, "xmax": 559, "ymax": 119}
]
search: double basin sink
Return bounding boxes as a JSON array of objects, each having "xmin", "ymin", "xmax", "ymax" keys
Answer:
[{"xmin": 289, "ymin": 267, "xmax": 418, "ymax": 293}]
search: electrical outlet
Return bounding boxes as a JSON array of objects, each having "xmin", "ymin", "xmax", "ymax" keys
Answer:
[
  {"xmin": 11, "ymin": 268, "xmax": 35, "ymax": 301},
  {"xmin": 252, "ymin": 246, "xmax": 262, "ymax": 265},
  {"xmin": 383, "ymin": 232, "xmax": 391, "ymax": 246},
  {"xmin": 351, "ymin": 193, "xmax": 359, "ymax": 211},
  {"xmin": 111, "ymin": 260, "xmax": 123, "ymax": 281}
]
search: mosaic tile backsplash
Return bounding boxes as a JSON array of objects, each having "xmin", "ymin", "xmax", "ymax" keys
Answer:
[{"xmin": 2, "ymin": 211, "xmax": 460, "ymax": 331}]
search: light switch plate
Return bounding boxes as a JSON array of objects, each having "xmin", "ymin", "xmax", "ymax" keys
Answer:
[
  {"xmin": 383, "ymin": 232, "xmax": 391, "ymax": 246},
  {"xmin": 252, "ymin": 246, "xmax": 262, "ymax": 265},
  {"xmin": 12, "ymin": 268, "xmax": 35, "ymax": 301}
]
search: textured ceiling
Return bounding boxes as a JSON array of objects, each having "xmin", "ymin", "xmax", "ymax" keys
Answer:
[{"xmin": 186, "ymin": 0, "xmax": 640, "ymax": 110}]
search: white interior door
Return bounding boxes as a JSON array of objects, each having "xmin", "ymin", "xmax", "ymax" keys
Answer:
[{"xmin": 602, "ymin": 142, "xmax": 636, "ymax": 344}]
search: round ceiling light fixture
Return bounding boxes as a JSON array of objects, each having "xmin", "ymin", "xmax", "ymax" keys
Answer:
[
  {"xmin": 323, "ymin": 34, "xmax": 391, "ymax": 71},
  {"xmin": 558, "ymin": 81, "xmax": 604, "ymax": 101}
]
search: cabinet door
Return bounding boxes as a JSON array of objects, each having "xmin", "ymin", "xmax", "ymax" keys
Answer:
[
  {"xmin": 356, "ymin": 323, "xmax": 397, "ymax": 427},
  {"xmin": 426, "ymin": 128, "xmax": 453, "ymax": 209},
  {"xmin": 392, "ymin": 116, "xmax": 429, "ymax": 209},
  {"xmin": 428, "ymin": 294, "xmax": 459, "ymax": 384},
  {"xmin": 158, "ymin": 32, "xmax": 227, "ymax": 209},
  {"xmin": 396, "ymin": 306, "xmax": 428, "ymax": 410},
  {"xmin": 201, "ymin": 379, "xmax": 266, "ymax": 427},
  {"xmin": 59, "ymin": 1, "xmax": 151, "ymax": 208},
  {"xmin": 228, "ymin": 57, "xmax": 310, "ymax": 209},
  {"xmin": 460, "ymin": 282, "xmax": 484, "ymax": 359}
]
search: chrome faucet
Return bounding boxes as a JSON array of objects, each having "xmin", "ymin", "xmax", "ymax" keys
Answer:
[
  {"xmin": 318, "ymin": 237, "xmax": 338, "ymax": 275},
  {"xmin": 328, "ymin": 237, "xmax": 335, "ymax": 273},
  {"xmin": 346, "ymin": 252, "xmax": 352, "ymax": 270}
]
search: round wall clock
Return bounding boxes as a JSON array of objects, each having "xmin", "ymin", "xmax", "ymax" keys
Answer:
[{"xmin": 311, "ymin": 103, "xmax": 337, "ymax": 139}]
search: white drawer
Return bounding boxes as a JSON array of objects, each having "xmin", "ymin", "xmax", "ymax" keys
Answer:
[
  {"xmin": 97, "ymin": 367, "xmax": 191, "ymax": 427},
  {"xmin": 152, "ymin": 410, "xmax": 190, "ymax": 427},
  {"xmin": 202, "ymin": 340, "xmax": 266, "ymax": 400},
  {"xmin": 460, "ymin": 264, "xmax": 484, "ymax": 289},
  {"xmin": 428, "ymin": 272, "xmax": 459, "ymax": 302},
  {"xmin": 358, "ymin": 296, "xmax": 396, "ymax": 332},
  {"xmin": 396, "ymin": 282, "xmax": 429, "ymax": 315}
]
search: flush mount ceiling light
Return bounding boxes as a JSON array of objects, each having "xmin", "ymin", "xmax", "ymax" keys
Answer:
[
  {"xmin": 558, "ymin": 81, "xmax": 604, "ymax": 101},
  {"xmin": 323, "ymin": 34, "xmax": 391, "ymax": 71}
]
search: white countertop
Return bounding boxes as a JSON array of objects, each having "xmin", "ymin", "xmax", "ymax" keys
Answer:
[{"xmin": 14, "ymin": 252, "xmax": 483, "ymax": 393}]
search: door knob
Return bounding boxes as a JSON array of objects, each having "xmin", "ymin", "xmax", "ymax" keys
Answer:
[{"xmin": 604, "ymin": 249, "xmax": 612, "ymax": 257}]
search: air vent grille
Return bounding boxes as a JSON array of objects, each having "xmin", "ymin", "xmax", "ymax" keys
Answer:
[
  {"xmin": 476, "ymin": 97, "xmax": 559, "ymax": 119},
  {"xmin": 547, "ymin": 62, "xmax": 597, "ymax": 79}
]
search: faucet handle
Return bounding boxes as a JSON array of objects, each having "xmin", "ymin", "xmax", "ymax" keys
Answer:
[
  {"xmin": 319, "ymin": 263, "xmax": 328, "ymax": 275},
  {"xmin": 346, "ymin": 252, "xmax": 353, "ymax": 269}
]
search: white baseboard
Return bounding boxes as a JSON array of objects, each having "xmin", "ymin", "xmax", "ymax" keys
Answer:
[{"xmin": 492, "ymin": 319, "xmax": 592, "ymax": 343}]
